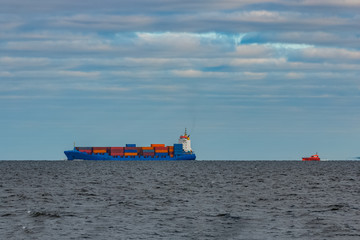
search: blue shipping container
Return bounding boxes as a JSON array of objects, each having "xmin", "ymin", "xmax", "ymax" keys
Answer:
[
  {"xmin": 143, "ymin": 150, "xmax": 155, "ymax": 153},
  {"xmin": 124, "ymin": 149, "xmax": 137, "ymax": 153},
  {"xmin": 126, "ymin": 144, "xmax": 136, "ymax": 147}
]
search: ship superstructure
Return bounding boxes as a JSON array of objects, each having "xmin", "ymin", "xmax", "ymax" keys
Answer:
[{"xmin": 178, "ymin": 128, "xmax": 192, "ymax": 153}]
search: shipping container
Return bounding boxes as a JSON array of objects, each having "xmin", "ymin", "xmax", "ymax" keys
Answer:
[
  {"xmin": 77, "ymin": 147, "xmax": 92, "ymax": 150},
  {"xmin": 110, "ymin": 153, "xmax": 124, "ymax": 156},
  {"xmin": 111, "ymin": 152, "xmax": 124, "ymax": 155},
  {"xmin": 126, "ymin": 144, "xmax": 136, "ymax": 147},
  {"xmin": 79, "ymin": 149, "xmax": 92, "ymax": 154},
  {"xmin": 110, "ymin": 148, "xmax": 124, "ymax": 153},
  {"xmin": 142, "ymin": 147, "xmax": 154, "ymax": 150},
  {"xmin": 155, "ymin": 152, "xmax": 169, "ymax": 156},
  {"xmin": 93, "ymin": 150, "xmax": 107, "ymax": 154},
  {"xmin": 154, "ymin": 149, "xmax": 168, "ymax": 153},
  {"xmin": 124, "ymin": 149, "xmax": 137, "ymax": 153},
  {"xmin": 111, "ymin": 147, "xmax": 124, "ymax": 151},
  {"xmin": 136, "ymin": 147, "xmax": 143, "ymax": 155},
  {"xmin": 154, "ymin": 147, "xmax": 167, "ymax": 151},
  {"xmin": 124, "ymin": 147, "xmax": 137, "ymax": 150},
  {"xmin": 143, "ymin": 149, "xmax": 155, "ymax": 153},
  {"xmin": 151, "ymin": 144, "xmax": 165, "ymax": 147},
  {"xmin": 143, "ymin": 154, "xmax": 155, "ymax": 157},
  {"xmin": 124, "ymin": 152, "xmax": 137, "ymax": 156}
]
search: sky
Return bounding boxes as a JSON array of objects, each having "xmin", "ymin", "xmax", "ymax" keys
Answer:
[{"xmin": 1, "ymin": 0, "xmax": 360, "ymax": 160}]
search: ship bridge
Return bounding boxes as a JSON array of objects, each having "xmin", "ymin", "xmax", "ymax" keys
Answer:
[{"xmin": 178, "ymin": 128, "xmax": 192, "ymax": 152}]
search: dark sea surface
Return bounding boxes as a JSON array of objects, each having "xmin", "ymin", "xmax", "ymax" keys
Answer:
[{"xmin": 0, "ymin": 160, "xmax": 359, "ymax": 240}]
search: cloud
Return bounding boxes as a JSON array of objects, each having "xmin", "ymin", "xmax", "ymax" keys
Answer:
[
  {"xmin": 172, "ymin": 69, "xmax": 230, "ymax": 78},
  {"xmin": 243, "ymin": 72, "xmax": 267, "ymax": 80},
  {"xmin": 1, "ymin": 1, "xmax": 359, "ymax": 105},
  {"xmin": 301, "ymin": 47, "xmax": 360, "ymax": 62},
  {"xmin": 286, "ymin": 72, "xmax": 304, "ymax": 79},
  {"xmin": 58, "ymin": 71, "xmax": 101, "ymax": 78},
  {"xmin": 243, "ymin": 32, "xmax": 360, "ymax": 49},
  {"xmin": 52, "ymin": 14, "xmax": 156, "ymax": 31},
  {"xmin": 0, "ymin": 71, "xmax": 13, "ymax": 77},
  {"xmin": 0, "ymin": 57, "xmax": 50, "ymax": 67},
  {"xmin": 300, "ymin": 0, "xmax": 360, "ymax": 7}
]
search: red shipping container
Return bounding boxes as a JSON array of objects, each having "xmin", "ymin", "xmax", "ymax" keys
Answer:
[
  {"xmin": 124, "ymin": 147, "xmax": 137, "ymax": 150},
  {"xmin": 154, "ymin": 147, "xmax": 168, "ymax": 151},
  {"xmin": 110, "ymin": 153, "xmax": 124, "ymax": 156},
  {"xmin": 111, "ymin": 147, "xmax": 124, "ymax": 150},
  {"xmin": 79, "ymin": 149, "xmax": 92, "ymax": 154},
  {"xmin": 143, "ymin": 152, "xmax": 155, "ymax": 156},
  {"xmin": 110, "ymin": 147, "xmax": 124, "ymax": 153}
]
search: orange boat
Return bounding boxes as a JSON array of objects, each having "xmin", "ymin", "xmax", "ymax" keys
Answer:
[{"xmin": 302, "ymin": 153, "xmax": 320, "ymax": 161}]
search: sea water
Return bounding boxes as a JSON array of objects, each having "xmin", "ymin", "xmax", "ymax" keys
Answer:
[{"xmin": 0, "ymin": 160, "xmax": 359, "ymax": 239}]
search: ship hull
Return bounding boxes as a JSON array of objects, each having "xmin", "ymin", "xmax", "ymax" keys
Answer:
[
  {"xmin": 64, "ymin": 150, "xmax": 196, "ymax": 161},
  {"xmin": 302, "ymin": 158, "xmax": 320, "ymax": 161}
]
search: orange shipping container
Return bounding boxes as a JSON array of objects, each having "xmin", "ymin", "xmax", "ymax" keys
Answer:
[
  {"xmin": 151, "ymin": 144, "xmax": 165, "ymax": 147},
  {"xmin": 154, "ymin": 150, "xmax": 168, "ymax": 153},
  {"xmin": 93, "ymin": 150, "xmax": 107, "ymax": 153},
  {"xmin": 124, "ymin": 152, "xmax": 137, "ymax": 156},
  {"xmin": 142, "ymin": 147, "xmax": 154, "ymax": 150}
]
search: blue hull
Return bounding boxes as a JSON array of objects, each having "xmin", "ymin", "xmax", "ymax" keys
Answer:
[{"xmin": 64, "ymin": 150, "xmax": 196, "ymax": 161}]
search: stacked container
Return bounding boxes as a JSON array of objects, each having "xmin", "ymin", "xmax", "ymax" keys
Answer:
[
  {"xmin": 168, "ymin": 146, "xmax": 174, "ymax": 158},
  {"xmin": 173, "ymin": 144, "xmax": 184, "ymax": 155},
  {"xmin": 124, "ymin": 146, "xmax": 137, "ymax": 156},
  {"xmin": 154, "ymin": 146, "xmax": 168, "ymax": 157},
  {"xmin": 74, "ymin": 142, "xmax": 186, "ymax": 158},
  {"xmin": 142, "ymin": 147, "xmax": 155, "ymax": 157},
  {"xmin": 110, "ymin": 147, "xmax": 124, "ymax": 156}
]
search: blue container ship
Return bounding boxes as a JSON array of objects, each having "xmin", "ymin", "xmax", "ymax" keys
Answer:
[{"xmin": 64, "ymin": 130, "xmax": 196, "ymax": 161}]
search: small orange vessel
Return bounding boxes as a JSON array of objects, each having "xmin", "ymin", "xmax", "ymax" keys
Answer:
[{"xmin": 302, "ymin": 153, "xmax": 320, "ymax": 161}]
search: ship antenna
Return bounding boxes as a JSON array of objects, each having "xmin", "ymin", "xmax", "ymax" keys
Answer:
[
  {"xmin": 74, "ymin": 141, "xmax": 76, "ymax": 147},
  {"xmin": 185, "ymin": 128, "xmax": 187, "ymax": 136}
]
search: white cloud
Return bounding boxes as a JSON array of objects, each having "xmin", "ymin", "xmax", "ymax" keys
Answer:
[
  {"xmin": 300, "ymin": 0, "xmax": 360, "ymax": 7},
  {"xmin": 5, "ymin": 40, "xmax": 112, "ymax": 52},
  {"xmin": 301, "ymin": 47, "xmax": 360, "ymax": 61},
  {"xmin": 58, "ymin": 71, "xmax": 101, "ymax": 78},
  {"xmin": 230, "ymin": 58, "xmax": 287, "ymax": 66},
  {"xmin": 0, "ymin": 71, "xmax": 13, "ymax": 77},
  {"xmin": 0, "ymin": 57, "xmax": 50, "ymax": 67},
  {"xmin": 286, "ymin": 72, "xmax": 304, "ymax": 79},
  {"xmin": 172, "ymin": 69, "xmax": 204, "ymax": 78},
  {"xmin": 243, "ymin": 72, "xmax": 267, "ymax": 80}
]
